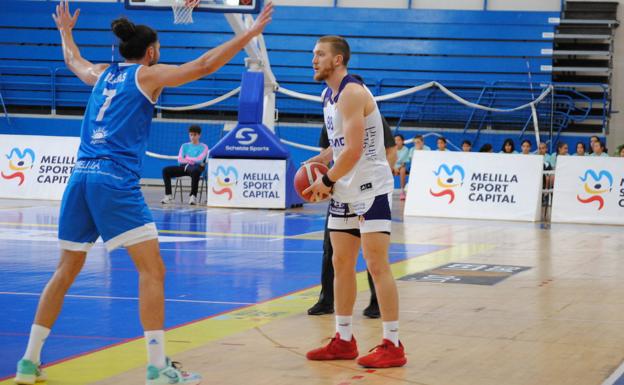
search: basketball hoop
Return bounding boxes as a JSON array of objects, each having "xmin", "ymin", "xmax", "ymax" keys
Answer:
[{"xmin": 172, "ymin": 0, "xmax": 199, "ymax": 25}]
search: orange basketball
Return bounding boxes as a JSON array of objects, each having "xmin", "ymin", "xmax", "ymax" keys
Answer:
[{"xmin": 294, "ymin": 162, "xmax": 330, "ymax": 202}]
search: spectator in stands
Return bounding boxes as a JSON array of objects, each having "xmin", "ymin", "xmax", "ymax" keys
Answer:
[
  {"xmin": 537, "ymin": 142, "xmax": 554, "ymax": 204},
  {"xmin": 408, "ymin": 135, "xmax": 430, "ymax": 159},
  {"xmin": 549, "ymin": 142, "xmax": 568, "ymax": 169},
  {"xmin": 461, "ymin": 140, "xmax": 472, "ymax": 152},
  {"xmin": 538, "ymin": 142, "xmax": 552, "ymax": 167},
  {"xmin": 437, "ymin": 137, "xmax": 448, "ymax": 151},
  {"xmin": 573, "ymin": 141, "xmax": 587, "ymax": 156},
  {"xmin": 478, "ymin": 143, "xmax": 493, "ymax": 153},
  {"xmin": 161, "ymin": 125, "xmax": 209, "ymax": 205},
  {"xmin": 500, "ymin": 138, "xmax": 517, "ymax": 154},
  {"xmin": 520, "ymin": 139, "xmax": 532, "ymax": 155},
  {"xmin": 537, "ymin": 141, "xmax": 554, "ymax": 187},
  {"xmin": 393, "ymin": 134, "xmax": 410, "ymax": 201},
  {"xmin": 413, "ymin": 135, "xmax": 430, "ymax": 151},
  {"xmin": 590, "ymin": 140, "xmax": 609, "ymax": 157},
  {"xmin": 617, "ymin": 144, "xmax": 624, "ymax": 157},
  {"xmin": 588, "ymin": 135, "xmax": 600, "ymax": 154}
]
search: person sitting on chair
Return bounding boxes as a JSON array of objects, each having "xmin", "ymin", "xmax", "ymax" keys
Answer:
[{"xmin": 161, "ymin": 125, "xmax": 209, "ymax": 205}]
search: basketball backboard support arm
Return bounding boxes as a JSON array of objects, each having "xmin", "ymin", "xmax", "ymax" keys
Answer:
[{"xmin": 224, "ymin": 13, "xmax": 277, "ymax": 131}]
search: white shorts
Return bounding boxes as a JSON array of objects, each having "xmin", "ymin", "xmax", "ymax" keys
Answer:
[{"xmin": 327, "ymin": 193, "xmax": 392, "ymax": 236}]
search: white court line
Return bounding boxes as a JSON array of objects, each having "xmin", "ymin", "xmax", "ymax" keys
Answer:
[
  {"xmin": 0, "ymin": 291, "xmax": 254, "ymax": 305},
  {"xmin": 601, "ymin": 361, "xmax": 624, "ymax": 385}
]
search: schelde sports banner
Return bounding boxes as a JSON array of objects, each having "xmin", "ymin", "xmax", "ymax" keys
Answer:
[
  {"xmin": 404, "ymin": 151, "xmax": 543, "ymax": 221},
  {"xmin": 0, "ymin": 134, "xmax": 79, "ymax": 200},
  {"xmin": 207, "ymin": 158, "xmax": 287, "ymax": 209},
  {"xmin": 551, "ymin": 156, "xmax": 624, "ymax": 225}
]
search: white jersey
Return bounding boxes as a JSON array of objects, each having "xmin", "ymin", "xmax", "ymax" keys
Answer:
[{"xmin": 323, "ymin": 75, "xmax": 394, "ymax": 203}]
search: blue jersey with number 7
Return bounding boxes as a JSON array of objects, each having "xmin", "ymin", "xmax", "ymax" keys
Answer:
[{"xmin": 77, "ymin": 63, "xmax": 155, "ymax": 177}]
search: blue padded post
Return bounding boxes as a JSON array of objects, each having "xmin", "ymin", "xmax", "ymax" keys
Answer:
[{"xmin": 238, "ymin": 71, "xmax": 264, "ymax": 125}]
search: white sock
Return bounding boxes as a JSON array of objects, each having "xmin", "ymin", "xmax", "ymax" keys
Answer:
[
  {"xmin": 23, "ymin": 324, "xmax": 50, "ymax": 364},
  {"xmin": 145, "ymin": 330, "xmax": 167, "ymax": 369},
  {"xmin": 336, "ymin": 315, "xmax": 353, "ymax": 341},
  {"xmin": 383, "ymin": 321, "xmax": 400, "ymax": 347}
]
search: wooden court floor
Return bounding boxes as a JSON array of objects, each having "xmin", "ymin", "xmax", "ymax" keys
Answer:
[{"xmin": 2, "ymin": 187, "xmax": 623, "ymax": 385}]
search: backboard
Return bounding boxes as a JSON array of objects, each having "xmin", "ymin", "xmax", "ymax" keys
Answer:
[{"xmin": 125, "ymin": 0, "xmax": 262, "ymax": 14}]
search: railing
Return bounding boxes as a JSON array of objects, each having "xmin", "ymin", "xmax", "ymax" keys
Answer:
[{"xmin": 0, "ymin": 65, "xmax": 608, "ymax": 136}]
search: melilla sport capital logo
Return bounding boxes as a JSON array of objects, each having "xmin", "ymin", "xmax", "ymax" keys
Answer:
[
  {"xmin": 212, "ymin": 165, "xmax": 239, "ymax": 201},
  {"xmin": 576, "ymin": 169, "xmax": 613, "ymax": 211},
  {"xmin": 429, "ymin": 164, "xmax": 465, "ymax": 204},
  {"xmin": 1, "ymin": 147, "xmax": 36, "ymax": 186}
]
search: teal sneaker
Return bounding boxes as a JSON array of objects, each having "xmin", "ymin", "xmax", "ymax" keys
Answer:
[
  {"xmin": 14, "ymin": 359, "xmax": 47, "ymax": 384},
  {"xmin": 146, "ymin": 358, "xmax": 201, "ymax": 385}
]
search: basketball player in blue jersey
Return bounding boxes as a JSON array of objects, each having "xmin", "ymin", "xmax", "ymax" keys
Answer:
[
  {"xmin": 304, "ymin": 36, "xmax": 407, "ymax": 368},
  {"xmin": 14, "ymin": 1, "xmax": 273, "ymax": 384}
]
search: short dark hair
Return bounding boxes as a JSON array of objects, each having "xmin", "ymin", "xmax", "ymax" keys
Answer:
[
  {"xmin": 414, "ymin": 135, "xmax": 424, "ymax": 141},
  {"xmin": 111, "ymin": 17, "xmax": 158, "ymax": 60},
  {"xmin": 521, "ymin": 139, "xmax": 532, "ymax": 146},
  {"xmin": 479, "ymin": 143, "xmax": 493, "ymax": 153},
  {"xmin": 317, "ymin": 35, "xmax": 351, "ymax": 67},
  {"xmin": 437, "ymin": 137, "xmax": 447, "ymax": 144},
  {"xmin": 462, "ymin": 140, "xmax": 472, "ymax": 146},
  {"xmin": 395, "ymin": 134, "xmax": 404, "ymax": 141},
  {"xmin": 188, "ymin": 125, "xmax": 201, "ymax": 135}
]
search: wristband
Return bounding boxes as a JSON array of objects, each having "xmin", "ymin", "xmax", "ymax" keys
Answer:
[{"xmin": 321, "ymin": 173, "xmax": 335, "ymax": 188}]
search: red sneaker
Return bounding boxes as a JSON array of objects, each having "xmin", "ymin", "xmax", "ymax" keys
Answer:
[
  {"xmin": 306, "ymin": 333, "xmax": 359, "ymax": 360},
  {"xmin": 357, "ymin": 339, "xmax": 407, "ymax": 368}
]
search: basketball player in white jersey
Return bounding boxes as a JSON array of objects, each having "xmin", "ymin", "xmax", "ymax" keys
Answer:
[{"xmin": 304, "ymin": 36, "xmax": 406, "ymax": 368}]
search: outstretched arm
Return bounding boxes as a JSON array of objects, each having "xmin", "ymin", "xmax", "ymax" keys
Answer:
[
  {"xmin": 52, "ymin": 0, "xmax": 108, "ymax": 85},
  {"xmin": 139, "ymin": 2, "xmax": 273, "ymax": 97}
]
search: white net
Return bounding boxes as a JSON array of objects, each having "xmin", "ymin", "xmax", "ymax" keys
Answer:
[{"xmin": 172, "ymin": 0, "xmax": 196, "ymax": 25}]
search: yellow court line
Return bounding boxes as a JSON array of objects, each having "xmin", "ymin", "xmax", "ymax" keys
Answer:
[{"xmin": 0, "ymin": 242, "xmax": 493, "ymax": 385}]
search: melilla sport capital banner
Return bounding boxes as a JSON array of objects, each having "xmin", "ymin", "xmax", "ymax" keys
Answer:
[
  {"xmin": 404, "ymin": 151, "xmax": 543, "ymax": 221},
  {"xmin": 208, "ymin": 158, "xmax": 287, "ymax": 209},
  {"xmin": 0, "ymin": 134, "xmax": 80, "ymax": 200},
  {"xmin": 552, "ymin": 156, "xmax": 624, "ymax": 225}
]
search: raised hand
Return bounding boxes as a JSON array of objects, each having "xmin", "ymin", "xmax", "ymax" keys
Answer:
[
  {"xmin": 248, "ymin": 2, "xmax": 274, "ymax": 37},
  {"xmin": 52, "ymin": 0, "xmax": 80, "ymax": 32}
]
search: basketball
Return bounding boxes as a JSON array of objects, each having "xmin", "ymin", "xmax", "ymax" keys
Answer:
[{"xmin": 294, "ymin": 162, "xmax": 330, "ymax": 202}]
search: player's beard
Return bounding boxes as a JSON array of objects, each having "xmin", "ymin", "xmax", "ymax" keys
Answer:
[{"xmin": 314, "ymin": 63, "xmax": 335, "ymax": 82}]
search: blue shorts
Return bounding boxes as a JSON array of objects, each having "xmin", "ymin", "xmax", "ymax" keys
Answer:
[
  {"xmin": 58, "ymin": 159, "xmax": 157, "ymax": 252},
  {"xmin": 327, "ymin": 193, "xmax": 392, "ymax": 235}
]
